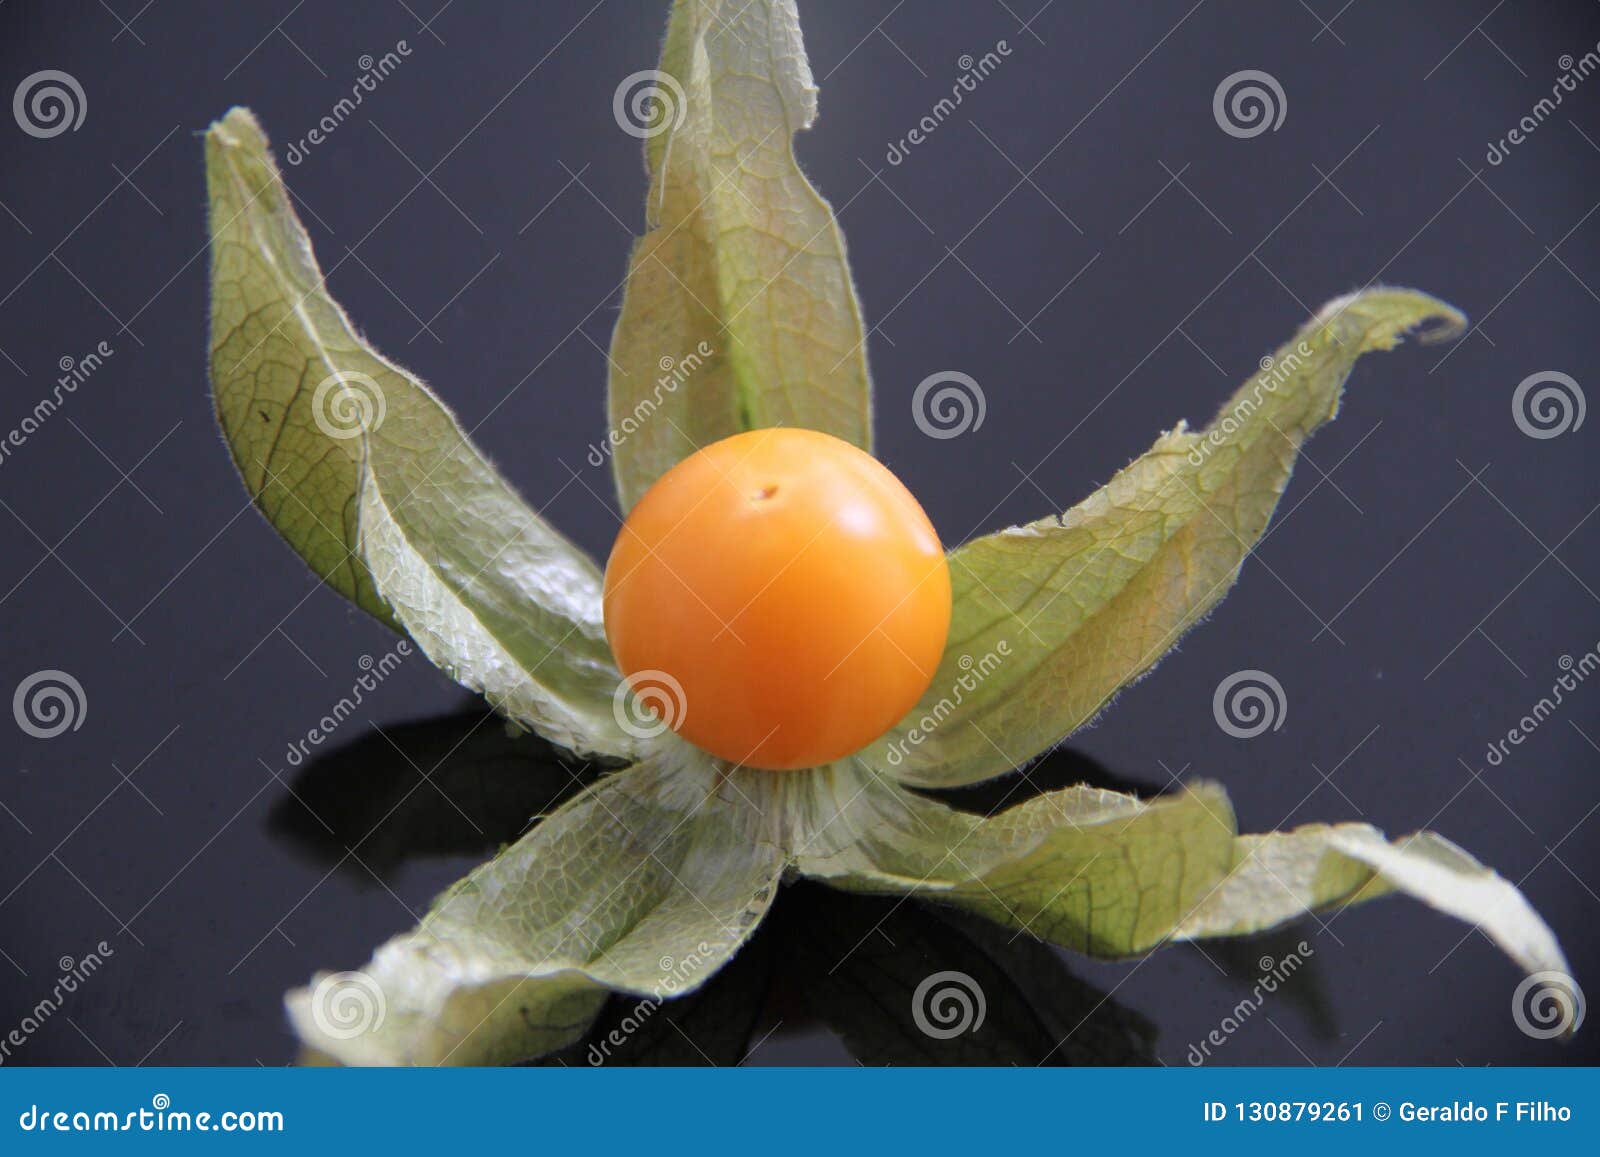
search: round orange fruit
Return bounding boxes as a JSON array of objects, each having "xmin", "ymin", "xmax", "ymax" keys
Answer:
[{"xmin": 603, "ymin": 428, "xmax": 951, "ymax": 770}]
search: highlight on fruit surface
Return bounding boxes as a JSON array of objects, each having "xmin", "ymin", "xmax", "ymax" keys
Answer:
[{"xmin": 602, "ymin": 428, "xmax": 952, "ymax": 770}]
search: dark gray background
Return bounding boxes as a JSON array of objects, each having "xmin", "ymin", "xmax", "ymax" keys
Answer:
[{"xmin": 0, "ymin": 0, "xmax": 1596, "ymax": 1065}]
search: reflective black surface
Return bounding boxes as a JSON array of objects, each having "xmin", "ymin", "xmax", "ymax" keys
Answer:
[{"xmin": 1, "ymin": 1, "xmax": 1597, "ymax": 1065}]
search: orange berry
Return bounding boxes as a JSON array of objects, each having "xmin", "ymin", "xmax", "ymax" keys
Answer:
[{"xmin": 603, "ymin": 428, "xmax": 951, "ymax": 770}]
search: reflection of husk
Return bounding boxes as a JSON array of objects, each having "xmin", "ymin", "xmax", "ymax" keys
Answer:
[{"xmin": 276, "ymin": 715, "xmax": 1570, "ymax": 1064}]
